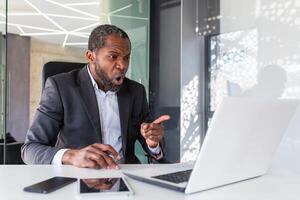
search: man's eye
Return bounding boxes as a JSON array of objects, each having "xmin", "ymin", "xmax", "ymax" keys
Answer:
[
  {"xmin": 109, "ymin": 55, "xmax": 118, "ymax": 60},
  {"xmin": 124, "ymin": 56, "xmax": 130, "ymax": 62}
]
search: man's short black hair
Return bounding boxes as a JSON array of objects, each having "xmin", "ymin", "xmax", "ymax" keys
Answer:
[{"xmin": 88, "ymin": 24, "xmax": 131, "ymax": 51}]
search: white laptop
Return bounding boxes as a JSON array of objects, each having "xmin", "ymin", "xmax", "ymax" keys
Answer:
[{"xmin": 123, "ymin": 97, "xmax": 299, "ymax": 194}]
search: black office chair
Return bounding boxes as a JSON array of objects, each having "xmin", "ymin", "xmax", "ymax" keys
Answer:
[
  {"xmin": 42, "ymin": 61, "xmax": 86, "ymax": 90},
  {"xmin": 0, "ymin": 132, "xmax": 24, "ymax": 164}
]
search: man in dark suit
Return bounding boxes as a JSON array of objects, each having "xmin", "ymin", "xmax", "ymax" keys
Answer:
[{"xmin": 21, "ymin": 24, "xmax": 170, "ymax": 169}]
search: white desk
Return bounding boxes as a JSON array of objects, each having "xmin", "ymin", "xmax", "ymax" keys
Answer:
[{"xmin": 1, "ymin": 164, "xmax": 300, "ymax": 200}]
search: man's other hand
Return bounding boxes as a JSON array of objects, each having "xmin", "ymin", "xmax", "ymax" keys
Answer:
[
  {"xmin": 141, "ymin": 115, "xmax": 170, "ymax": 148},
  {"xmin": 62, "ymin": 143, "xmax": 121, "ymax": 169}
]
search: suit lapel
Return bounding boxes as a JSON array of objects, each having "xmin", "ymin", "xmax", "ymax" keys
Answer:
[
  {"xmin": 117, "ymin": 81, "xmax": 130, "ymax": 153},
  {"xmin": 76, "ymin": 67, "xmax": 102, "ymax": 142}
]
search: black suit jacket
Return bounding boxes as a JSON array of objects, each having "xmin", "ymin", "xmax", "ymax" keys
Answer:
[{"xmin": 21, "ymin": 67, "xmax": 154, "ymax": 164}]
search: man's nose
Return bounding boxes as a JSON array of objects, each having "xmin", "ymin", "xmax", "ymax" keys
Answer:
[{"xmin": 116, "ymin": 59, "xmax": 128, "ymax": 71}]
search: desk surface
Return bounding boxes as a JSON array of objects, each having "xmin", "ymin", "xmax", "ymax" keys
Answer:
[{"xmin": 1, "ymin": 164, "xmax": 299, "ymax": 200}]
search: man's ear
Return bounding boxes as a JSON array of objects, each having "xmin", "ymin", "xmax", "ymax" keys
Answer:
[{"xmin": 86, "ymin": 50, "xmax": 95, "ymax": 62}]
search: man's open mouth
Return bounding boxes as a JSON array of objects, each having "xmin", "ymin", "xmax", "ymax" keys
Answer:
[{"xmin": 115, "ymin": 75, "xmax": 124, "ymax": 85}]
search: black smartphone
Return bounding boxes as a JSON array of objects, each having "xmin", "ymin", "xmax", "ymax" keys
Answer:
[{"xmin": 23, "ymin": 176, "xmax": 77, "ymax": 194}]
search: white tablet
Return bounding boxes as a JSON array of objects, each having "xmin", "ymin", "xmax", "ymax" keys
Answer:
[{"xmin": 77, "ymin": 177, "xmax": 133, "ymax": 197}]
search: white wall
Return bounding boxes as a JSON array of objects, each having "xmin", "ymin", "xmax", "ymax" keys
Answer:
[{"xmin": 29, "ymin": 39, "xmax": 86, "ymax": 123}]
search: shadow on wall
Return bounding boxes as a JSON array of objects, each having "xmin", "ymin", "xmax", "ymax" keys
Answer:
[{"xmin": 227, "ymin": 64, "xmax": 287, "ymax": 99}]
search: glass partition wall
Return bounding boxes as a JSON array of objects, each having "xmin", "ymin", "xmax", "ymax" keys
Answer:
[
  {"xmin": 0, "ymin": 0, "xmax": 7, "ymax": 164},
  {"xmin": 2, "ymin": 0, "xmax": 150, "ymax": 164}
]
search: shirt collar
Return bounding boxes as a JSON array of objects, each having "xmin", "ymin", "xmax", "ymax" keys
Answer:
[{"xmin": 87, "ymin": 65, "xmax": 116, "ymax": 95}]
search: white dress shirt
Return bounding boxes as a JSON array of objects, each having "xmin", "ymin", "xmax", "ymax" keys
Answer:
[{"xmin": 52, "ymin": 66, "xmax": 161, "ymax": 164}]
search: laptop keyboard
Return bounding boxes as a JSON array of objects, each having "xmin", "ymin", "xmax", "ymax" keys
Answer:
[{"xmin": 152, "ymin": 169, "xmax": 192, "ymax": 184}]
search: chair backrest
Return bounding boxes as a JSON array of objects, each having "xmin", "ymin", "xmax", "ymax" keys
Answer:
[
  {"xmin": 0, "ymin": 142, "xmax": 24, "ymax": 164},
  {"xmin": 42, "ymin": 61, "xmax": 86, "ymax": 89}
]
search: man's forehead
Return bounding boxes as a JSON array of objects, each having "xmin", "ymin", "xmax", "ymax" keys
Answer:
[
  {"xmin": 105, "ymin": 35, "xmax": 130, "ymax": 46},
  {"xmin": 102, "ymin": 35, "xmax": 131, "ymax": 52}
]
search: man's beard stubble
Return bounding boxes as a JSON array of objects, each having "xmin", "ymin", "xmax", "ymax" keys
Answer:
[{"xmin": 95, "ymin": 62, "xmax": 122, "ymax": 92}]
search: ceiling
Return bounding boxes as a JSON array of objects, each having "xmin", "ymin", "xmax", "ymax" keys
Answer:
[{"xmin": 0, "ymin": 0, "xmax": 149, "ymax": 48}]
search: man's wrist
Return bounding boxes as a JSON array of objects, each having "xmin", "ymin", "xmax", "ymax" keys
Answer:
[
  {"xmin": 148, "ymin": 143, "xmax": 161, "ymax": 154},
  {"xmin": 62, "ymin": 149, "xmax": 76, "ymax": 165},
  {"xmin": 52, "ymin": 149, "xmax": 69, "ymax": 165},
  {"xmin": 148, "ymin": 143, "xmax": 159, "ymax": 149},
  {"xmin": 146, "ymin": 139, "xmax": 160, "ymax": 148}
]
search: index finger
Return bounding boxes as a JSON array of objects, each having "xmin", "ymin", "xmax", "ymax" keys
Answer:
[
  {"xmin": 141, "ymin": 123, "xmax": 150, "ymax": 130},
  {"xmin": 92, "ymin": 144, "xmax": 121, "ymax": 160},
  {"xmin": 153, "ymin": 115, "xmax": 171, "ymax": 124}
]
